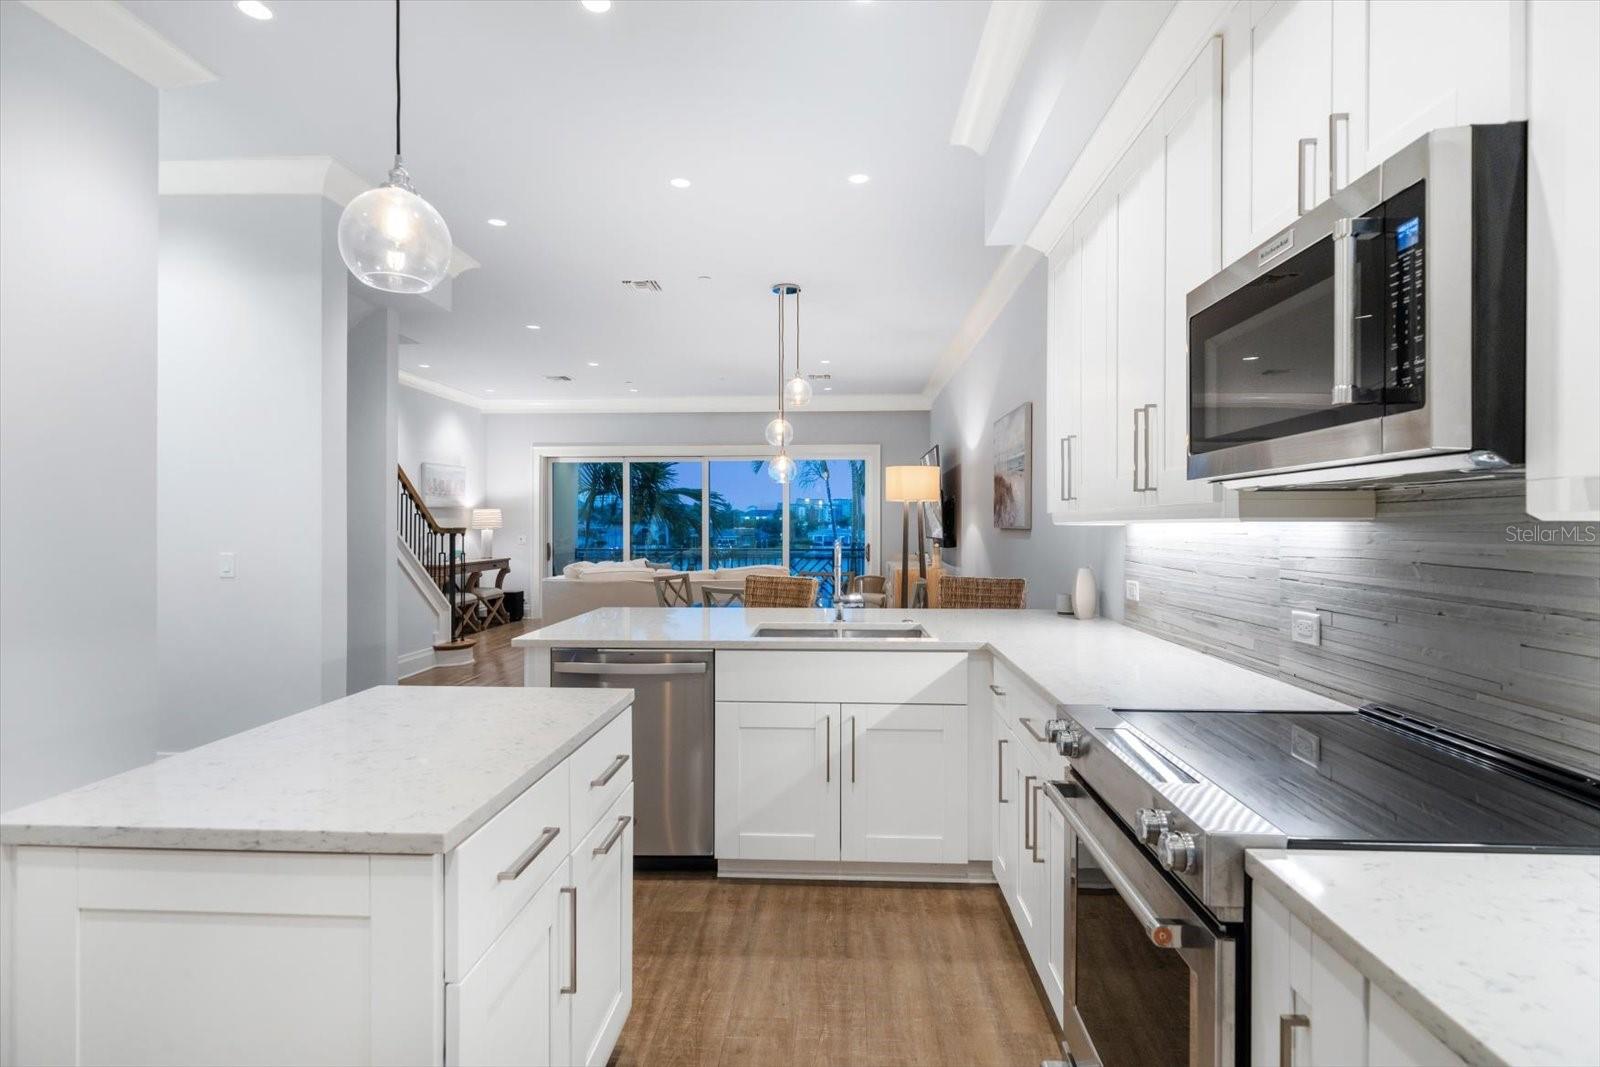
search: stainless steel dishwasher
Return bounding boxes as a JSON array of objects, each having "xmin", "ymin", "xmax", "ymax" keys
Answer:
[{"xmin": 550, "ymin": 648, "xmax": 714, "ymax": 866}]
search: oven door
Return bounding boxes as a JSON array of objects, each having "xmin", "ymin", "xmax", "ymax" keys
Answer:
[{"xmin": 1048, "ymin": 778, "xmax": 1236, "ymax": 1067}]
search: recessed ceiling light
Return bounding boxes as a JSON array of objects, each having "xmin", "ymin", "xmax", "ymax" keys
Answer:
[
  {"xmin": 587, "ymin": 361, "xmax": 600, "ymax": 367},
  {"xmin": 525, "ymin": 323, "xmax": 541, "ymax": 330},
  {"xmin": 486, "ymin": 218, "xmax": 508, "ymax": 227},
  {"xmin": 629, "ymin": 387, "xmax": 639, "ymax": 393},
  {"xmin": 485, "ymin": 388, "xmax": 496, "ymax": 393},
  {"xmin": 820, "ymin": 359, "xmax": 831, "ymax": 365},
  {"xmin": 847, "ymin": 173, "xmax": 871, "ymax": 185},
  {"xmin": 417, "ymin": 363, "xmax": 431, "ymax": 369},
  {"xmin": 235, "ymin": 0, "xmax": 273, "ymax": 20},
  {"xmin": 669, "ymin": 178, "xmax": 691, "ymax": 189},
  {"xmin": 581, "ymin": 0, "xmax": 611, "ymax": 11},
  {"xmin": 824, "ymin": 386, "xmax": 833, "ymax": 391},
  {"xmin": 1242, "ymin": 355, "xmax": 1260, "ymax": 361}
]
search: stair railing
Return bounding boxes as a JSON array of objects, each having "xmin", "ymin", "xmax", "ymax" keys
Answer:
[{"xmin": 397, "ymin": 466, "xmax": 470, "ymax": 640}]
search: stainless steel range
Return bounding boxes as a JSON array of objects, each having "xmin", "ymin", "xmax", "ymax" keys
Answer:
[{"xmin": 1039, "ymin": 703, "xmax": 1600, "ymax": 1067}]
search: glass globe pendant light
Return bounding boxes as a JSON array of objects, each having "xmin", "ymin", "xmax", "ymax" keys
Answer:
[
  {"xmin": 783, "ymin": 285, "xmax": 814, "ymax": 407},
  {"xmin": 763, "ymin": 416, "xmax": 794, "ymax": 448},
  {"xmin": 768, "ymin": 452, "xmax": 796, "ymax": 485},
  {"xmin": 337, "ymin": 0, "xmax": 452, "ymax": 295}
]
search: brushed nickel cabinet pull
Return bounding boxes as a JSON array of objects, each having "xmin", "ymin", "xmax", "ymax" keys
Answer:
[
  {"xmin": 1030, "ymin": 783, "xmax": 1045, "ymax": 863},
  {"xmin": 850, "ymin": 715, "xmax": 857, "ymax": 784},
  {"xmin": 590, "ymin": 753, "xmax": 630, "ymax": 788},
  {"xmin": 496, "ymin": 826, "xmax": 560, "ymax": 882},
  {"xmin": 1329, "ymin": 112, "xmax": 1350, "ymax": 192},
  {"xmin": 997, "ymin": 739, "xmax": 1009, "ymax": 803},
  {"xmin": 825, "ymin": 714, "xmax": 831, "ymax": 783},
  {"xmin": 1280, "ymin": 1013, "xmax": 1310, "ymax": 1066},
  {"xmin": 1020, "ymin": 718, "xmax": 1050, "ymax": 744},
  {"xmin": 1297, "ymin": 138, "xmax": 1318, "ymax": 216},
  {"xmin": 592, "ymin": 815, "xmax": 632, "ymax": 857},
  {"xmin": 1132, "ymin": 407, "xmax": 1142, "ymax": 490},
  {"xmin": 1023, "ymin": 774, "xmax": 1038, "ymax": 851},
  {"xmin": 560, "ymin": 886, "xmax": 578, "ymax": 995}
]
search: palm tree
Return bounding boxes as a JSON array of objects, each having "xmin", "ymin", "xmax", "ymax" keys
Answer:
[
  {"xmin": 795, "ymin": 460, "xmax": 839, "ymax": 546},
  {"xmin": 577, "ymin": 463, "xmax": 622, "ymax": 557},
  {"xmin": 629, "ymin": 462, "xmax": 702, "ymax": 565}
]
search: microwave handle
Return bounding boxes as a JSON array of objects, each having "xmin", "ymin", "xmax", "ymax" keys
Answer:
[{"xmin": 1332, "ymin": 216, "xmax": 1381, "ymax": 405}]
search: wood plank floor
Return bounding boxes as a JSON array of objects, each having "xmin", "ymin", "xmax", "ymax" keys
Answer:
[
  {"xmin": 403, "ymin": 620, "xmax": 1062, "ymax": 1065},
  {"xmin": 619, "ymin": 874, "xmax": 1061, "ymax": 1067}
]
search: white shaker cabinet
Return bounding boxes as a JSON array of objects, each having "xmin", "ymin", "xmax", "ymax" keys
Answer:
[
  {"xmin": 841, "ymin": 702, "xmax": 968, "ymax": 865},
  {"xmin": 714, "ymin": 701, "xmax": 842, "ymax": 862},
  {"xmin": 570, "ymin": 788, "xmax": 635, "ymax": 1067},
  {"xmin": 990, "ymin": 706, "xmax": 1017, "ymax": 899}
]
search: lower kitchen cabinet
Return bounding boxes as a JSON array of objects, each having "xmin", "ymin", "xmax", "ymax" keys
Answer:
[
  {"xmin": 714, "ymin": 700, "xmax": 968, "ymax": 869},
  {"xmin": 447, "ymin": 864, "xmax": 572, "ymax": 1067},
  {"xmin": 1252, "ymin": 883, "xmax": 1463, "ymax": 1067},
  {"xmin": 1042, "ymin": 792, "xmax": 1067, "ymax": 1027},
  {"xmin": 991, "ymin": 708, "xmax": 1017, "ymax": 899},
  {"xmin": 570, "ymin": 787, "xmax": 635, "ymax": 1067},
  {"xmin": 1009, "ymin": 738, "xmax": 1050, "ymax": 975}
]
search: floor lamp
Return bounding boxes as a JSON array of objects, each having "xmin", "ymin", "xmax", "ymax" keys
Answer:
[{"xmin": 884, "ymin": 465, "xmax": 940, "ymax": 608}]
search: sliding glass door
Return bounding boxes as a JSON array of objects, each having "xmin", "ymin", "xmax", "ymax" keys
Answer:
[{"xmin": 543, "ymin": 449, "xmax": 877, "ymax": 606}]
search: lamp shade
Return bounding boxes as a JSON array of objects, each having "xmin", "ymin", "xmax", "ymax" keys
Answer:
[
  {"xmin": 470, "ymin": 508, "xmax": 504, "ymax": 530},
  {"xmin": 885, "ymin": 464, "xmax": 940, "ymax": 503}
]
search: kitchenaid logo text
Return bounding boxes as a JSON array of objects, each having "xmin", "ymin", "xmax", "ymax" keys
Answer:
[{"xmin": 1504, "ymin": 523, "xmax": 1599, "ymax": 544}]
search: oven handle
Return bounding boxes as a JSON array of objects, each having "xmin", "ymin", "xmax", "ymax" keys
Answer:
[
  {"xmin": 1048, "ymin": 782, "xmax": 1192, "ymax": 951},
  {"xmin": 1331, "ymin": 216, "xmax": 1381, "ymax": 405}
]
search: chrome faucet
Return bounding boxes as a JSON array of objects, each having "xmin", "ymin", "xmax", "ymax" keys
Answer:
[{"xmin": 832, "ymin": 539, "xmax": 865, "ymax": 622}]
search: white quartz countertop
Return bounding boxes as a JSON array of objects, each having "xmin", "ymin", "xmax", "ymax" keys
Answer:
[
  {"xmin": 0, "ymin": 686, "xmax": 632, "ymax": 854},
  {"xmin": 1246, "ymin": 849, "xmax": 1600, "ymax": 1067},
  {"xmin": 514, "ymin": 607, "xmax": 1346, "ymax": 711}
]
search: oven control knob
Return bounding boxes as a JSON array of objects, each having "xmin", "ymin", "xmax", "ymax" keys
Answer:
[
  {"xmin": 1056, "ymin": 726, "xmax": 1088, "ymax": 759},
  {"xmin": 1135, "ymin": 807, "xmax": 1171, "ymax": 846},
  {"xmin": 1159, "ymin": 831, "xmax": 1198, "ymax": 874}
]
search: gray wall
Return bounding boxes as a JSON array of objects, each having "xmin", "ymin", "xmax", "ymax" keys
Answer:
[
  {"xmin": 348, "ymin": 306, "xmax": 399, "ymax": 691},
  {"xmin": 0, "ymin": 5, "xmax": 161, "ymax": 810},
  {"xmin": 157, "ymin": 196, "xmax": 348, "ymax": 753},
  {"xmin": 398, "ymin": 384, "xmax": 487, "ymax": 538},
  {"xmin": 1125, "ymin": 481, "xmax": 1600, "ymax": 774},
  {"xmin": 483, "ymin": 409, "xmax": 932, "ymax": 600},
  {"xmin": 928, "ymin": 262, "xmax": 1124, "ymax": 615}
]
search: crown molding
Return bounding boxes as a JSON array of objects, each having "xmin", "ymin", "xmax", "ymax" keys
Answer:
[
  {"xmin": 921, "ymin": 243, "xmax": 1043, "ymax": 402},
  {"xmin": 21, "ymin": 0, "xmax": 215, "ymax": 89},
  {"xmin": 399, "ymin": 373, "xmax": 931, "ymax": 416},
  {"xmin": 160, "ymin": 157, "xmax": 479, "ymax": 278},
  {"xmin": 949, "ymin": 0, "xmax": 1043, "ymax": 155}
]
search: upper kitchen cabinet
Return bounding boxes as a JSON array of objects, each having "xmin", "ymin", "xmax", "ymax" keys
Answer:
[{"xmin": 1221, "ymin": 0, "xmax": 1528, "ymax": 264}]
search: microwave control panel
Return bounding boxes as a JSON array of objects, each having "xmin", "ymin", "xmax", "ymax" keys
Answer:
[{"xmin": 1385, "ymin": 182, "xmax": 1427, "ymax": 407}]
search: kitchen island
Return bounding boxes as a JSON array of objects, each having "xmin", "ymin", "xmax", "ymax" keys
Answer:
[{"xmin": 0, "ymin": 685, "xmax": 637, "ymax": 1067}]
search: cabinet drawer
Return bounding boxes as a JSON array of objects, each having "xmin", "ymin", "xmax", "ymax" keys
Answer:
[
  {"xmin": 717, "ymin": 650, "xmax": 968, "ymax": 704},
  {"xmin": 446, "ymin": 762, "xmax": 571, "ymax": 982},
  {"xmin": 993, "ymin": 660, "xmax": 1063, "ymax": 771},
  {"xmin": 569, "ymin": 706, "xmax": 634, "ymax": 842}
]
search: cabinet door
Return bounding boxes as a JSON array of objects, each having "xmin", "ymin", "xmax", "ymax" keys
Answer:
[
  {"xmin": 1158, "ymin": 38, "xmax": 1225, "ymax": 505},
  {"xmin": 1075, "ymin": 194, "xmax": 1121, "ymax": 513},
  {"xmin": 1223, "ymin": 0, "xmax": 1335, "ymax": 259},
  {"xmin": 1010, "ymin": 753, "xmax": 1049, "ymax": 975},
  {"xmin": 570, "ymin": 786, "xmax": 634, "ymax": 1067},
  {"xmin": 1251, "ymin": 885, "xmax": 1368, "ymax": 1066},
  {"xmin": 841, "ymin": 703, "xmax": 967, "ymax": 864},
  {"xmin": 1046, "ymin": 225, "xmax": 1084, "ymax": 520},
  {"xmin": 991, "ymin": 710, "xmax": 1016, "ymax": 898},
  {"xmin": 1114, "ymin": 128, "xmax": 1166, "ymax": 509},
  {"xmin": 1042, "ymin": 792, "xmax": 1067, "ymax": 1029},
  {"xmin": 1344, "ymin": 1, "xmax": 1526, "ymax": 176},
  {"xmin": 448, "ymin": 862, "xmax": 571, "ymax": 1067},
  {"xmin": 1369, "ymin": 984, "xmax": 1466, "ymax": 1067},
  {"xmin": 714, "ymin": 702, "xmax": 841, "ymax": 861}
]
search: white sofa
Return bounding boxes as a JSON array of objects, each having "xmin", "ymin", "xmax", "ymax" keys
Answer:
[{"xmin": 536, "ymin": 562, "xmax": 787, "ymax": 625}]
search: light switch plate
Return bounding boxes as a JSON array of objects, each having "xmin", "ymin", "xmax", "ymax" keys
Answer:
[
  {"xmin": 1124, "ymin": 580, "xmax": 1140, "ymax": 602},
  {"xmin": 1291, "ymin": 609, "xmax": 1320, "ymax": 646},
  {"xmin": 218, "ymin": 552, "xmax": 236, "ymax": 579}
]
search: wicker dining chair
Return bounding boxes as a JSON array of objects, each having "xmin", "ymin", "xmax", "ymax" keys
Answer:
[
  {"xmin": 653, "ymin": 572, "xmax": 696, "ymax": 607},
  {"xmin": 743, "ymin": 573, "xmax": 819, "ymax": 608},
  {"xmin": 937, "ymin": 575, "xmax": 1027, "ymax": 609},
  {"xmin": 848, "ymin": 574, "xmax": 889, "ymax": 608}
]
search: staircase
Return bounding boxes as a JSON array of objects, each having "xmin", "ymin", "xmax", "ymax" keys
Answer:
[{"xmin": 397, "ymin": 466, "xmax": 476, "ymax": 667}]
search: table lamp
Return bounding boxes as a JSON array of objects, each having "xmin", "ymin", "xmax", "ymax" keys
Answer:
[
  {"xmin": 884, "ymin": 465, "xmax": 940, "ymax": 608},
  {"xmin": 470, "ymin": 508, "xmax": 503, "ymax": 557}
]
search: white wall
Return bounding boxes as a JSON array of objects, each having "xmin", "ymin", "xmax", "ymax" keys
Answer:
[
  {"xmin": 483, "ymin": 410, "xmax": 931, "ymax": 600},
  {"xmin": 157, "ymin": 196, "xmax": 348, "ymax": 753},
  {"xmin": 928, "ymin": 262, "xmax": 1124, "ymax": 615},
  {"xmin": 347, "ymin": 305, "xmax": 398, "ymax": 691},
  {"xmin": 0, "ymin": 5, "xmax": 161, "ymax": 811},
  {"xmin": 398, "ymin": 383, "xmax": 487, "ymax": 537}
]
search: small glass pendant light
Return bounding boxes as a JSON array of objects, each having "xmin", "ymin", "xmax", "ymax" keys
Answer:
[
  {"xmin": 768, "ymin": 452, "xmax": 796, "ymax": 484},
  {"xmin": 763, "ymin": 416, "xmax": 794, "ymax": 448},
  {"xmin": 783, "ymin": 285, "xmax": 813, "ymax": 407},
  {"xmin": 338, "ymin": 0, "xmax": 452, "ymax": 294}
]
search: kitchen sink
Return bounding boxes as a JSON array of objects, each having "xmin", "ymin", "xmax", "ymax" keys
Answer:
[{"xmin": 751, "ymin": 623, "xmax": 932, "ymax": 640}]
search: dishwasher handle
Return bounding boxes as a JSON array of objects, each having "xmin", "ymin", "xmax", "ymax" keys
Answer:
[{"xmin": 552, "ymin": 661, "xmax": 708, "ymax": 677}]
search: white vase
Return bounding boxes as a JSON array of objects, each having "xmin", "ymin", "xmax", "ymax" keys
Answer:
[{"xmin": 1073, "ymin": 568, "xmax": 1098, "ymax": 620}]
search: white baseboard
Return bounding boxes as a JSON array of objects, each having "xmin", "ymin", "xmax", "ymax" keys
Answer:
[
  {"xmin": 397, "ymin": 649, "xmax": 437, "ymax": 679},
  {"xmin": 715, "ymin": 859, "xmax": 996, "ymax": 885}
]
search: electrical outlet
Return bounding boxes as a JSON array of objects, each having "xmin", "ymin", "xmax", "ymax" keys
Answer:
[
  {"xmin": 1291, "ymin": 609, "xmax": 1321, "ymax": 646},
  {"xmin": 1124, "ymin": 579, "xmax": 1140, "ymax": 602},
  {"xmin": 218, "ymin": 552, "xmax": 236, "ymax": 579},
  {"xmin": 516, "ymin": 534, "xmax": 528, "ymax": 546}
]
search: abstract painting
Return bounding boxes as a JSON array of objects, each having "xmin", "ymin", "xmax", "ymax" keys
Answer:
[{"xmin": 993, "ymin": 402, "xmax": 1032, "ymax": 530}]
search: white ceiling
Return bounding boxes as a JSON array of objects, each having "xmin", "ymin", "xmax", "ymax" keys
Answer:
[{"xmin": 127, "ymin": 0, "xmax": 1001, "ymax": 409}]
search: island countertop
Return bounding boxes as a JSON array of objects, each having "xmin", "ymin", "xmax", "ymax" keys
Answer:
[
  {"xmin": 0, "ymin": 685, "xmax": 632, "ymax": 854},
  {"xmin": 1247, "ymin": 848, "xmax": 1600, "ymax": 1067},
  {"xmin": 513, "ymin": 607, "xmax": 1346, "ymax": 712}
]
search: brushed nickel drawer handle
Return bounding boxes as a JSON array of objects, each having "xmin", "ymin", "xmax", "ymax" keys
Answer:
[
  {"xmin": 496, "ymin": 826, "xmax": 560, "ymax": 882},
  {"xmin": 1030, "ymin": 783, "xmax": 1045, "ymax": 864},
  {"xmin": 850, "ymin": 715, "xmax": 857, "ymax": 784},
  {"xmin": 989, "ymin": 683, "xmax": 1007, "ymax": 696},
  {"xmin": 1280, "ymin": 1013, "xmax": 1310, "ymax": 1066},
  {"xmin": 1020, "ymin": 718, "xmax": 1050, "ymax": 744},
  {"xmin": 560, "ymin": 886, "xmax": 578, "ymax": 995},
  {"xmin": 590, "ymin": 753, "xmax": 630, "ymax": 788},
  {"xmin": 997, "ymin": 739, "xmax": 1008, "ymax": 803},
  {"xmin": 592, "ymin": 814, "xmax": 632, "ymax": 857},
  {"xmin": 1023, "ymin": 774, "xmax": 1037, "ymax": 851}
]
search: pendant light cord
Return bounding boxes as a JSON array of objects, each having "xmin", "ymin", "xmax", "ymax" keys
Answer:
[
  {"xmin": 394, "ymin": 0, "xmax": 402, "ymax": 159},
  {"xmin": 777, "ymin": 287, "xmax": 786, "ymax": 422},
  {"xmin": 794, "ymin": 290, "xmax": 801, "ymax": 376}
]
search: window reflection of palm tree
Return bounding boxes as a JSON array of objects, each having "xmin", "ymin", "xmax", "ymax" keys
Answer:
[{"xmin": 629, "ymin": 462, "xmax": 729, "ymax": 567}]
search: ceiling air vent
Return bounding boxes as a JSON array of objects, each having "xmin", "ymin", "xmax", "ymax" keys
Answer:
[
  {"xmin": 621, "ymin": 279, "xmax": 662, "ymax": 292},
  {"xmin": 545, "ymin": 374, "xmax": 573, "ymax": 383}
]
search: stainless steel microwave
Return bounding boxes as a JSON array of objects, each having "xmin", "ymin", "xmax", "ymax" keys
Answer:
[{"xmin": 1186, "ymin": 122, "xmax": 1526, "ymax": 483}]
